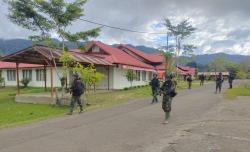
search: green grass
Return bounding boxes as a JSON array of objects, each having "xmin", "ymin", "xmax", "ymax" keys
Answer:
[
  {"xmin": 0, "ymin": 87, "xmax": 68, "ymax": 128},
  {"xmin": 0, "ymin": 80, "xmax": 202, "ymax": 128},
  {"xmin": 224, "ymin": 82, "xmax": 250, "ymax": 100}
]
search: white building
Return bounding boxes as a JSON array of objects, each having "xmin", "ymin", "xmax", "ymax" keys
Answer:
[{"xmin": 0, "ymin": 41, "xmax": 165, "ymax": 90}]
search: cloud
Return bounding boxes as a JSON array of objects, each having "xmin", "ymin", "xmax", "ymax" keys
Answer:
[{"xmin": 0, "ymin": 0, "xmax": 250, "ymax": 55}]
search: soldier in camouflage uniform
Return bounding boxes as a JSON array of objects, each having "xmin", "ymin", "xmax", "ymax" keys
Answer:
[
  {"xmin": 149, "ymin": 73, "xmax": 160, "ymax": 104},
  {"xmin": 215, "ymin": 72, "xmax": 224, "ymax": 94},
  {"xmin": 160, "ymin": 73, "xmax": 177, "ymax": 124}
]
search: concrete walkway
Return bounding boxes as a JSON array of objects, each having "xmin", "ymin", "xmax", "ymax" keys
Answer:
[{"xmin": 0, "ymin": 81, "xmax": 249, "ymax": 152}]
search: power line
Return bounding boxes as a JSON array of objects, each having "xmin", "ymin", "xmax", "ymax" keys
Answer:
[{"xmin": 79, "ymin": 18, "xmax": 166, "ymax": 35}]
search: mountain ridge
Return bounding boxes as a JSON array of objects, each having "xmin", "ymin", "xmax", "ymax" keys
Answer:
[{"xmin": 0, "ymin": 39, "xmax": 249, "ymax": 64}]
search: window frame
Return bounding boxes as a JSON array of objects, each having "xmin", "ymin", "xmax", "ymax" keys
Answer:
[{"xmin": 7, "ymin": 70, "xmax": 16, "ymax": 81}]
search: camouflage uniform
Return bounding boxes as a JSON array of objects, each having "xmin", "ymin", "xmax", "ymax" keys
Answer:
[
  {"xmin": 187, "ymin": 75, "xmax": 192, "ymax": 89},
  {"xmin": 150, "ymin": 77, "xmax": 160, "ymax": 103},
  {"xmin": 161, "ymin": 79, "xmax": 176, "ymax": 120},
  {"xmin": 68, "ymin": 76, "xmax": 85, "ymax": 114},
  {"xmin": 228, "ymin": 73, "xmax": 234, "ymax": 89},
  {"xmin": 215, "ymin": 74, "xmax": 223, "ymax": 93}
]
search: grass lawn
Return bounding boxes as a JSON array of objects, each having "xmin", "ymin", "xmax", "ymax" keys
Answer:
[
  {"xmin": 0, "ymin": 80, "xmax": 201, "ymax": 128},
  {"xmin": 224, "ymin": 82, "xmax": 250, "ymax": 100},
  {"xmin": 0, "ymin": 87, "xmax": 68, "ymax": 128}
]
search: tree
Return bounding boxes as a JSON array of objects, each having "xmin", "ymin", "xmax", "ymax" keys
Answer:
[
  {"xmin": 73, "ymin": 63, "xmax": 104, "ymax": 92},
  {"xmin": 6, "ymin": 0, "xmax": 100, "ymax": 50},
  {"xmin": 161, "ymin": 51, "xmax": 176, "ymax": 74},
  {"xmin": 163, "ymin": 18, "xmax": 196, "ymax": 57},
  {"xmin": 125, "ymin": 70, "xmax": 137, "ymax": 87},
  {"xmin": 208, "ymin": 57, "xmax": 239, "ymax": 75},
  {"xmin": 182, "ymin": 44, "xmax": 196, "ymax": 56}
]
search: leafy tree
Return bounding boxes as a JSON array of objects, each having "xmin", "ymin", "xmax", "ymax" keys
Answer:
[
  {"xmin": 161, "ymin": 51, "xmax": 176, "ymax": 74},
  {"xmin": 125, "ymin": 70, "xmax": 137, "ymax": 87},
  {"xmin": 182, "ymin": 44, "xmax": 196, "ymax": 56},
  {"xmin": 20, "ymin": 78, "xmax": 31, "ymax": 88},
  {"xmin": 73, "ymin": 63, "xmax": 104, "ymax": 92},
  {"xmin": 163, "ymin": 18, "xmax": 196, "ymax": 56},
  {"xmin": 6, "ymin": 0, "xmax": 100, "ymax": 50},
  {"xmin": 208, "ymin": 57, "xmax": 239, "ymax": 76}
]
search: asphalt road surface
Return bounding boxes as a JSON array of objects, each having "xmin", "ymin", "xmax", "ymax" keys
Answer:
[{"xmin": 0, "ymin": 81, "xmax": 249, "ymax": 152}]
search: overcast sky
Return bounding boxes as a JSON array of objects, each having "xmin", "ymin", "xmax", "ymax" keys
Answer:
[{"xmin": 0, "ymin": 0, "xmax": 250, "ymax": 55}]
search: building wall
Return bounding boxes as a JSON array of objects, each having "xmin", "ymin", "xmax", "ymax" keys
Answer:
[
  {"xmin": 1, "ymin": 67, "xmax": 63, "ymax": 87},
  {"xmin": 1, "ymin": 65, "xmax": 152, "ymax": 90},
  {"xmin": 112, "ymin": 66, "xmax": 151, "ymax": 89}
]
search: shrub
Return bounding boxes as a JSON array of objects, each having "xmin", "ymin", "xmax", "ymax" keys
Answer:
[
  {"xmin": 123, "ymin": 87, "xmax": 129, "ymax": 90},
  {"xmin": 21, "ymin": 78, "xmax": 31, "ymax": 88}
]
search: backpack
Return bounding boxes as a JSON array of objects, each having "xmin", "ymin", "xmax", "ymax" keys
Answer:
[{"xmin": 72, "ymin": 80, "xmax": 84, "ymax": 96}]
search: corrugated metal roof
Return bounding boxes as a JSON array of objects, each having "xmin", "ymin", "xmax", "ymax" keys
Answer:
[{"xmin": 0, "ymin": 44, "xmax": 113, "ymax": 66}]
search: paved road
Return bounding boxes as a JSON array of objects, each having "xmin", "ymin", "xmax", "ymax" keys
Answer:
[{"xmin": 0, "ymin": 81, "xmax": 247, "ymax": 152}]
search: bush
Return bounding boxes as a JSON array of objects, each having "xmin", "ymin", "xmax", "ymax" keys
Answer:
[
  {"xmin": 21, "ymin": 78, "xmax": 31, "ymax": 88},
  {"xmin": 123, "ymin": 87, "xmax": 129, "ymax": 90}
]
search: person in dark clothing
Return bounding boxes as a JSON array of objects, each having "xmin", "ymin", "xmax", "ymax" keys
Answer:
[
  {"xmin": 186, "ymin": 74, "xmax": 192, "ymax": 89},
  {"xmin": 228, "ymin": 73, "xmax": 234, "ymax": 89},
  {"xmin": 160, "ymin": 73, "xmax": 177, "ymax": 124},
  {"xmin": 199, "ymin": 74, "xmax": 205, "ymax": 86},
  {"xmin": 149, "ymin": 73, "xmax": 160, "ymax": 104},
  {"xmin": 67, "ymin": 73, "xmax": 85, "ymax": 115},
  {"xmin": 215, "ymin": 72, "xmax": 224, "ymax": 94}
]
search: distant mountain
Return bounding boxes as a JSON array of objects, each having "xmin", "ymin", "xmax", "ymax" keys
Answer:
[
  {"xmin": 1, "ymin": 39, "xmax": 250, "ymax": 65},
  {"xmin": 194, "ymin": 53, "xmax": 250, "ymax": 64},
  {"xmin": 0, "ymin": 38, "xmax": 79, "ymax": 55}
]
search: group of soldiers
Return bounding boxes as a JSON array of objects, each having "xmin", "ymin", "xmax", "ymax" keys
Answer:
[
  {"xmin": 67, "ymin": 71, "xmax": 235, "ymax": 124},
  {"xmin": 149, "ymin": 72, "xmax": 235, "ymax": 124},
  {"xmin": 150, "ymin": 73, "xmax": 177, "ymax": 124}
]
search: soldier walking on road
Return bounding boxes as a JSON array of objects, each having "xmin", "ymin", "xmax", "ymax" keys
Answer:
[
  {"xmin": 186, "ymin": 74, "xmax": 192, "ymax": 89},
  {"xmin": 199, "ymin": 73, "xmax": 205, "ymax": 86},
  {"xmin": 215, "ymin": 72, "xmax": 224, "ymax": 94},
  {"xmin": 67, "ymin": 73, "xmax": 85, "ymax": 115},
  {"xmin": 160, "ymin": 73, "xmax": 177, "ymax": 124},
  {"xmin": 149, "ymin": 73, "xmax": 160, "ymax": 104},
  {"xmin": 228, "ymin": 72, "xmax": 234, "ymax": 89}
]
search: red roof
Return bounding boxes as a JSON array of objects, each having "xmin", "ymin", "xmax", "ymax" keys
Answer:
[
  {"xmin": 177, "ymin": 66, "xmax": 196, "ymax": 75},
  {"xmin": 84, "ymin": 41, "xmax": 154, "ymax": 70},
  {"xmin": 117, "ymin": 45, "xmax": 164, "ymax": 63},
  {"xmin": 0, "ymin": 61, "xmax": 43, "ymax": 69}
]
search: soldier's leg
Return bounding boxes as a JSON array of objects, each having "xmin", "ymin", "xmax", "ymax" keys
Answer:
[
  {"xmin": 76, "ymin": 96, "xmax": 83, "ymax": 112},
  {"xmin": 219, "ymin": 84, "xmax": 222, "ymax": 93},
  {"xmin": 151, "ymin": 89, "xmax": 155, "ymax": 103},
  {"xmin": 69, "ymin": 96, "xmax": 77, "ymax": 114},
  {"xmin": 215, "ymin": 83, "xmax": 218, "ymax": 93}
]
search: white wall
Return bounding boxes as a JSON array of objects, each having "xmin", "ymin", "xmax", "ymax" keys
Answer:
[
  {"xmin": 112, "ymin": 66, "xmax": 151, "ymax": 89},
  {"xmin": 1, "ymin": 66, "xmax": 152, "ymax": 90},
  {"xmin": 1, "ymin": 67, "xmax": 62, "ymax": 87}
]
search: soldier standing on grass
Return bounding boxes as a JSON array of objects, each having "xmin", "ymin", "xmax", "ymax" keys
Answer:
[
  {"xmin": 228, "ymin": 72, "xmax": 234, "ymax": 89},
  {"xmin": 186, "ymin": 74, "xmax": 193, "ymax": 89},
  {"xmin": 149, "ymin": 73, "xmax": 160, "ymax": 104},
  {"xmin": 215, "ymin": 72, "xmax": 224, "ymax": 94},
  {"xmin": 67, "ymin": 73, "xmax": 85, "ymax": 115},
  {"xmin": 199, "ymin": 73, "xmax": 205, "ymax": 86},
  {"xmin": 160, "ymin": 73, "xmax": 177, "ymax": 124}
]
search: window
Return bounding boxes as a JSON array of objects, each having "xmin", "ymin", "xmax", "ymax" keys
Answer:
[
  {"xmin": 22, "ymin": 69, "xmax": 32, "ymax": 80},
  {"xmin": 7, "ymin": 70, "xmax": 16, "ymax": 81},
  {"xmin": 142, "ymin": 71, "xmax": 146, "ymax": 81},
  {"xmin": 36, "ymin": 69, "xmax": 45, "ymax": 81},
  {"xmin": 135, "ymin": 70, "xmax": 141, "ymax": 81}
]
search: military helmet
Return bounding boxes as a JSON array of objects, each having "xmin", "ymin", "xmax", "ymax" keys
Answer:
[
  {"xmin": 165, "ymin": 72, "xmax": 174, "ymax": 79},
  {"xmin": 73, "ymin": 73, "xmax": 80, "ymax": 79}
]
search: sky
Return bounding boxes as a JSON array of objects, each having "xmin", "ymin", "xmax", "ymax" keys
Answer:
[{"xmin": 0, "ymin": 0, "xmax": 250, "ymax": 55}]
